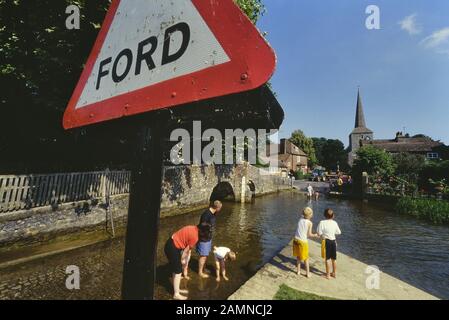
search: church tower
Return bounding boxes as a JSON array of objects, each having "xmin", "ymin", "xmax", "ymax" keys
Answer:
[{"xmin": 348, "ymin": 89, "xmax": 373, "ymax": 166}]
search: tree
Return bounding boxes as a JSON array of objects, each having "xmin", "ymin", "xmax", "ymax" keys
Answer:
[
  {"xmin": 311, "ymin": 137, "xmax": 326, "ymax": 165},
  {"xmin": 393, "ymin": 153, "xmax": 425, "ymax": 175},
  {"xmin": 419, "ymin": 160, "xmax": 449, "ymax": 192},
  {"xmin": 434, "ymin": 144, "xmax": 449, "ymax": 161},
  {"xmin": 312, "ymin": 137, "xmax": 347, "ymax": 171},
  {"xmin": 352, "ymin": 146, "xmax": 396, "ymax": 178},
  {"xmin": 290, "ymin": 130, "xmax": 317, "ymax": 167},
  {"xmin": 235, "ymin": 0, "xmax": 265, "ymax": 24},
  {"xmin": 0, "ymin": 0, "xmax": 266, "ymax": 173}
]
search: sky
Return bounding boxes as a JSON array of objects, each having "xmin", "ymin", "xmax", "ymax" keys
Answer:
[{"xmin": 257, "ymin": 0, "xmax": 449, "ymax": 147}]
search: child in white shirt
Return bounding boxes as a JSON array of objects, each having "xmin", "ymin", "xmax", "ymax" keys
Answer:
[
  {"xmin": 317, "ymin": 208, "xmax": 342, "ymax": 279},
  {"xmin": 293, "ymin": 207, "xmax": 319, "ymax": 277},
  {"xmin": 213, "ymin": 246, "xmax": 236, "ymax": 282}
]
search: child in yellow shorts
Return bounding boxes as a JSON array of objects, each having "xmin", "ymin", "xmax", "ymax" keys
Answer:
[{"xmin": 293, "ymin": 207, "xmax": 319, "ymax": 277}]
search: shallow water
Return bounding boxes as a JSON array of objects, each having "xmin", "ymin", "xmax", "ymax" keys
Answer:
[
  {"xmin": 1, "ymin": 191, "xmax": 448, "ymax": 300},
  {"xmin": 156, "ymin": 192, "xmax": 449, "ymax": 300}
]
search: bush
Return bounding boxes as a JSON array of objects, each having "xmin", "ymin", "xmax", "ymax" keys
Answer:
[
  {"xmin": 419, "ymin": 161, "xmax": 449, "ymax": 192},
  {"xmin": 294, "ymin": 171, "xmax": 311, "ymax": 180},
  {"xmin": 396, "ymin": 197, "xmax": 449, "ymax": 225}
]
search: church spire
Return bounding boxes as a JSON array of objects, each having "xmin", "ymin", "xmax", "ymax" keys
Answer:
[{"xmin": 355, "ymin": 88, "xmax": 367, "ymax": 129}]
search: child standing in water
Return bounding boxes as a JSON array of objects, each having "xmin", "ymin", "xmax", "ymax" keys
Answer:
[
  {"xmin": 293, "ymin": 207, "xmax": 319, "ymax": 277},
  {"xmin": 317, "ymin": 208, "xmax": 342, "ymax": 279},
  {"xmin": 213, "ymin": 246, "xmax": 237, "ymax": 282}
]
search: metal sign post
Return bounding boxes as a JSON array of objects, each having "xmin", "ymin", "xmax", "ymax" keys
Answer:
[{"xmin": 121, "ymin": 121, "xmax": 164, "ymax": 300}]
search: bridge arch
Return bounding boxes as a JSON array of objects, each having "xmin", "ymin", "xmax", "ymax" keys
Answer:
[{"xmin": 210, "ymin": 181, "xmax": 236, "ymax": 202}]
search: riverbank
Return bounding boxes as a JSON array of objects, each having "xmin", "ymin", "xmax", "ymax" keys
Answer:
[{"xmin": 229, "ymin": 241, "xmax": 438, "ymax": 300}]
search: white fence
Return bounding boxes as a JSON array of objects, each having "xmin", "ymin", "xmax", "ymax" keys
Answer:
[{"xmin": 0, "ymin": 171, "xmax": 130, "ymax": 213}]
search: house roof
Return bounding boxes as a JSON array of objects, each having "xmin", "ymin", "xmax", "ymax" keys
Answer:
[
  {"xmin": 361, "ymin": 136, "xmax": 443, "ymax": 153},
  {"xmin": 266, "ymin": 142, "xmax": 308, "ymax": 157}
]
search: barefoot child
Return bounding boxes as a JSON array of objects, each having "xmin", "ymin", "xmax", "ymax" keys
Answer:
[
  {"xmin": 317, "ymin": 208, "xmax": 342, "ymax": 279},
  {"xmin": 293, "ymin": 207, "xmax": 319, "ymax": 277},
  {"xmin": 213, "ymin": 246, "xmax": 236, "ymax": 282}
]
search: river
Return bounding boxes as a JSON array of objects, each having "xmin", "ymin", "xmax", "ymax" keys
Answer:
[{"xmin": 0, "ymin": 191, "xmax": 448, "ymax": 300}]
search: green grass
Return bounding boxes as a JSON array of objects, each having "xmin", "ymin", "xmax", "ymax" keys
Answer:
[
  {"xmin": 395, "ymin": 197, "xmax": 449, "ymax": 225},
  {"xmin": 274, "ymin": 284, "xmax": 338, "ymax": 300}
]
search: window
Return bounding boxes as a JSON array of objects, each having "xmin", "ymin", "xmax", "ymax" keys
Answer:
[{"xmin": 427, "ymin": 152, "xmax": 439, "ymax": 159}]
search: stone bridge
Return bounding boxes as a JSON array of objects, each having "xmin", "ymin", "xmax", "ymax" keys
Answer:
[
  {"xmin": 0, "ymin": 164, "xmax": 290, "ymax": 249},
  {"xmin": 161, "ymin": 164, "xmax": 290, "ymax": 216}
]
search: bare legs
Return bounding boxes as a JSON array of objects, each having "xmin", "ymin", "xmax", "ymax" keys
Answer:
[
  {"xmin": 182, "ymin": 251, "xmax": 191, "ymax": 280},
  {"xmin": 172, "ymin": 273, "xmax": 188, "ymax": 300},
  {"xmin": 296, "ymin": 258, "xmax": 301, "ymax": 275},
  {"xmin": 305, "ymin": 260, "xmax": 310, "ymax": 277},
  {"xmin": 331, "ymin": 259, "xmax": 337, "ymax": 278},
  {"xmin": 215, "ymin": 259, "xmax": 228, "ymax": 282},
  {"xmin": 296, "ymin": 259, "xmax": 311, "ymax": 277},
  {"xmin": 324, "ymin": 259, "xmax": 336, "ymax": 279},
  {"xmin": 198, "ymin": 256, "xmax": 209, "ymax": 278}
]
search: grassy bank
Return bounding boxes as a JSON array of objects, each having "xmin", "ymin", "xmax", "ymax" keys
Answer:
[
  {"xmin": 396, "ymin": 197, "xmax": 449, "ymax": 225},
  {"xmin": 274, "ymin": 284, "xmax": 338, "ymax": 300}
]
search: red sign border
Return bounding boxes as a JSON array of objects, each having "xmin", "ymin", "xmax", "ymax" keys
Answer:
[{"xmin": 63, "ymin": 0, "xmax": 276, "ymax": 129}]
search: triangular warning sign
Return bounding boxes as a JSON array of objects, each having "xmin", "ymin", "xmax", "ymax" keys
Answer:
[{"xmin": 63, "ymin": 0, "xmax": 276, "ymax": 129}]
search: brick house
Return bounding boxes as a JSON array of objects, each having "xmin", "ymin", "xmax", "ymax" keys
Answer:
[{"xmin": 264, "ymin": 139, "xmax": 309, "ymax": 174}]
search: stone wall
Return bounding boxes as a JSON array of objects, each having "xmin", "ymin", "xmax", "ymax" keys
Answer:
[{"xmin": 0, "ymin": 165, "xmax": 290, "ymax": 250}]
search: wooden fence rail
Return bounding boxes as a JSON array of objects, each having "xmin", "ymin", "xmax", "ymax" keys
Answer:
[{"xmin": 0, "ymin": 171, "xmax": 131, "ymax": 213}]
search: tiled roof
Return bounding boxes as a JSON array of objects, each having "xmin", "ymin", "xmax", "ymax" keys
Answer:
[{"xmin": 361, "ymin": 137, "xmax": 443, "ymax": 153}]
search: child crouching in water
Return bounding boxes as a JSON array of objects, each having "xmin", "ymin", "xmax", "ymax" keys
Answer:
[
  {"xmin": 293, "ymin": 207, "xmax": 319, "ymax": 278},
  {"xmin": 317, "ymin": 208, "xmax": 342, "ymax": 279},
  {"xmin": 213, "ymin": 246, "xmax": 237, "ymax": 282}
]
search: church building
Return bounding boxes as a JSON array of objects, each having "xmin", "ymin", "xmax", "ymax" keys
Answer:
[
  {"xmin": 348, "ymin": 89, "xmax": 373, "ymax": 166},
  {"xmin": 348, "ymin": 89, "xmax": 446, "ymax": 166}
]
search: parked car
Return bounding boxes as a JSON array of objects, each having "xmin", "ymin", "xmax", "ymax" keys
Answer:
[{"xmin": 309, "ymin": 168, "xmax": 327, "ymax": 182}]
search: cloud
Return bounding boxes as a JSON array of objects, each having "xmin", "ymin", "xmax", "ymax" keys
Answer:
[
  {"xmin": 399, "ymin": 14, "xmax": 422, "ymax": 35},
  {"xmin": 420, "ymin": 27, "xmax": 449, "ymax": 48}
]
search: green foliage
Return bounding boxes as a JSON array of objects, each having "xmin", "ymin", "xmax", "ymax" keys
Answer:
[
  {"xmin": 0, "ymin": 0, "xmax": 268, "ymax": 173},
  {"xmin": 312, "ymin": 137, "xmax": 347, "ymax": 171},
  {"xmin": 433, "ymin": 144, "xmax": 449, "ymax": 160},
  {"xmin": 293, "ymin": 170, "xmax": 311, "ymax": 180},
  {"xmin": 396, "ymin": 197, "xmax": 449, "ymax": 225},
  {"xmin": 290, "ymin": 130, "xmax": 317, "ymax": 167},
  {"xmin": 392, "ymin": 153, "xmax": 425, "ymax": 188},
  {"xmin": 393, "ymin": 153, "xmax": 425, "ymax": 176},
  {"xmin": 352, "ymin": 146, "xmax": 396, "ymax": 178},
  {"xmin": 0, "ymin": 0, "xmax": 113, "ymax": 172},
  {"xmin": 275, "ymin": 284, "xmax": 338, "ymax": 300},
  {"xmin": 419, "ymin": 161, "xmax": 449, "ymax": 192},
  {"xmin": 234, "ymin": 0, "xmax": 265, "ymax": 24}
]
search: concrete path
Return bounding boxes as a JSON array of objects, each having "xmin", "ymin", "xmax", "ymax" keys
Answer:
[{"xmin": 229, "ymin": 241, "xmax": 438, "ymax": 300}]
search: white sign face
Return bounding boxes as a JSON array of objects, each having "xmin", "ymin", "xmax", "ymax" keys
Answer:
[{"xmin": 75, "ymin": 0, "xmax": 230, "ymax": 109}]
